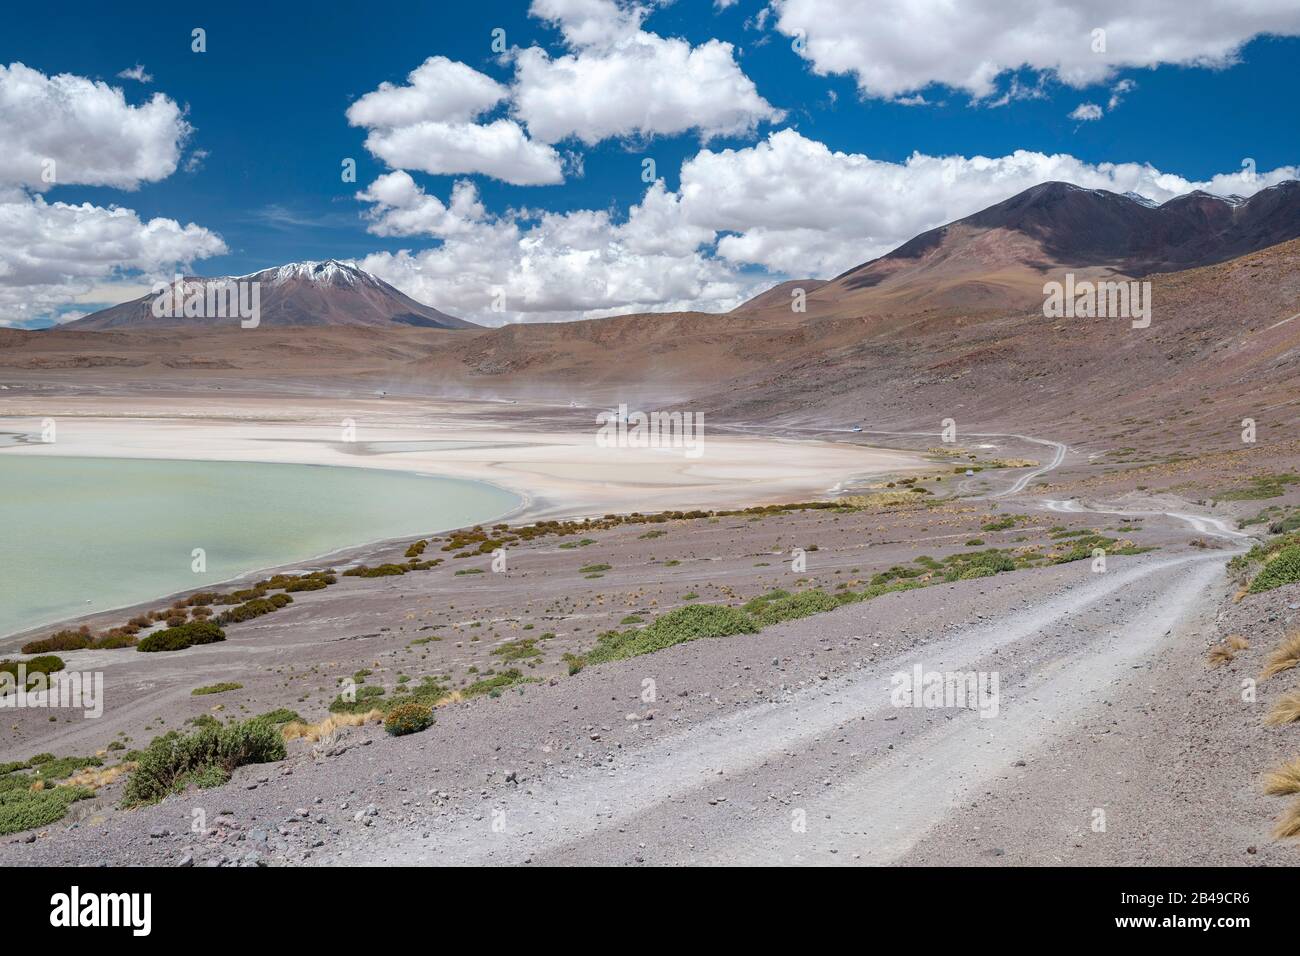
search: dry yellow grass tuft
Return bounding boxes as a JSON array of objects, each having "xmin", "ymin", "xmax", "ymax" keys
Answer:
[
  {"xmin": 1265, "ymin": 692, "xmax": 1300, "ymax": 727},
  {"xmin": 1262, "ymin": 631, "xmax": 1300, "ymax": 680},
  {"xmin": 838, "ymin": 492, "xmax": 927, "ymax": 510},
  {"xmin": 1262, "ymin": 759, "xmax": 1300, "ymax": 796},
  {"xmin": 1206, "ymin": 645, "xmax": 1235, "ymax": 667},
  {"xmin": 281, "ymin": 709, "xmax": 383, "ymax": 743},
  {"xmin": 60, "ymin": 763, "xmax": 135, "ymax": 790},
  {"xmin": 1227, "ymin": 634, "xmax": 1250, "ymax": 650},
  {"xmin": 1274, "ymin": 799, "xmax": 1300, "ymax": 840}
]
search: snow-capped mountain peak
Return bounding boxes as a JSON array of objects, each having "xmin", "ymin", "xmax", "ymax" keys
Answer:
[
  {"xmin": 1122, "ymin": 191, "xmax": 1159, "ymax": 208},
  {"xmin": 260, "ymin": 259, "xmax": 375, "ymax": 287},
  {"xmin": 67, "ymin": 258, "xmax": 478, "ymax": 330}
]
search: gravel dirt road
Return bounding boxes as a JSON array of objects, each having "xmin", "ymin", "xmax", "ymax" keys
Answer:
[{"xmin": 2, "ymin": 429, "xmax": 1293, "ymax": 867}]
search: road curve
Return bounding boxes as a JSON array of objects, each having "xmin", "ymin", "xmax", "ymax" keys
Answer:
[{"xmin": 351, "ymin": 545, "xmax": 1234, "ymax": 866}]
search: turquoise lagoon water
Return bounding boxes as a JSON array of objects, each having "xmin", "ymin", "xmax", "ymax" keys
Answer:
[{"xmin": 0, "ymin": 456, "xmax": 519, "ymax": 639}]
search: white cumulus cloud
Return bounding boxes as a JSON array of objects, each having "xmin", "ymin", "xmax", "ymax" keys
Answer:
[
  {"xmin": 116, "ymin": 64, "xmax": 153, "ymax": 84},
  {"xmin": 356, "ymin": 128, "xmax": 1299, "ymax": 323},
  {"xmin": 347, "ymin": 56, "xmax": 511, "ymax": 127},
  {"xmin": 348, "ymin": 56, "xmax": 564, "ymax": 185},
  {"xmin": 356, "ymin": 173, "xmax": 750, "ymax": 324},
  {"xmin": 676, "ymin": 129, "xmax": 1299, "ymax": 274},
  {"xmin": 0, "ymin": 62, "xmax": 190, "ymax": 191},
  {"xmin": 0, "ymin": 63, "xmax": 224, "ymax": 325},
  {"xmin": 0, "ymin": 195, "xmax": 227, "ymax": 325},
  {"xmin": 769, "ymin": 0, "xmax": 1300, "ymax": 101},
  {"xmin": 512, "ymin": 33, "xmax": 784, "ymax": 144}
]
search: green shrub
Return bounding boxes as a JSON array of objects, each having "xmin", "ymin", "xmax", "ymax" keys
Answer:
[
  {"xmin": 942, "ymin": 549, "xmax": 1018, "ymax": 580},
  {"xmin": 1249, "ymin": 545, "xmax": 1300, "ymax": 593},
  {"xmin": 93, "ymin": 631, "xmax": 138, "ymax": 649},
  {"xmin": 0, "ymin": 786, "xmax": 93, "ymax": 836},
  {"xmin": 283, "ymin": 576, "xmax": 329, "ymax": 592},
  {"xmin": 249, "ymin": 708, "xmax": 301, "ymax": 726},
  {"xmin": 464, "ymin": 669, "xmax": 529, "ymax": 697},
  {"xmin": 745, "ymin": 589, "xmax": 841, "ymax": 626},
  {"xmin": 586, "ymin": 604, "xmax": 757, "ymax": 665},
  {"xmin": 384, "ymin": 702, "xmax": 434, "ymax": 736},
  {"xmin": 137, "ymin": 620, "xmax": 226, "ymax": 652},
  {"xmin": 1269, "ymin": 515, "xmax": 1300, "ymax": 534},
  {"xmin": 492, "ymin": 639, "xmax": 542, "ymax": 661},
  {"xmin": 1216, "ymin": 473, "xmax": 1300, "ymax": 501},
  {"xmin": 214, "ymin": 593, "xmax": 292, "ymax": 625},
  {"xmin": 343, "ymin": 563, "xmax": 409, "ymax": 578},
  {"xmin": 27, "ymin": 755, "xmax": 102, "ymax": 782},
  {"xmin": 328, "ymin": 684, "xmax": 386, "ymax": 714},
  {"xmin": 121, "ymin": 718, "xmax": 286, "ymax": 807},
  {"xmin": 0, "ymin": 656, "xmax": 66, "ymax": 689},
  {"xmin": 21, "ymin": 628, "xmax": 93, "ymax": 654},
  {"xmin": 191, "ymin": 681, "xmax": 243, "ymax": 696}
]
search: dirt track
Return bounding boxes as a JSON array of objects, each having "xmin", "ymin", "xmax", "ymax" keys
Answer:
[{"xmin": 4, "ymin": 425, "xmax": 1293, "ymax": 867}]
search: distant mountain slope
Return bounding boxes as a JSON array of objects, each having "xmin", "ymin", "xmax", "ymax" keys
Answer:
[
  {"xmin": 734, "ymin": 180, "xmax": 1300, "ymax": 317},
  {"xmin": 6, "ymin": 237, "xmax": 1299, "ymax": 454},
  {"xmin": 67, "ymin": 260, "xmax": 476, "ymax": 330}
]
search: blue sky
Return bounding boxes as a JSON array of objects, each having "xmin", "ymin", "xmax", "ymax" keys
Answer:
[{"xmin": 2, "ymin": 0, "xmax": 1299, "ymax": 326}]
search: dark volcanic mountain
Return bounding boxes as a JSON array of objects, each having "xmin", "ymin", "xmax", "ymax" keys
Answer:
[
  {"xmin": 953, "ymin": 179, "xmax": 1300, "ymax": 274},
  {"xmin": 67, "ymin": 260, "xmax": 476, "ymax": 330},
  {"xmin": 736, "ymin": 179, "xmax": 1300, "ymax": 316}
]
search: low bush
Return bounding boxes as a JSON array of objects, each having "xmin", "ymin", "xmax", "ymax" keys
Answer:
[
  {"xmin": 328, "ymin": 684, "xmax": 386, "ymax": 714},
  {"xmin": 981, "ymin": 516, "xmax": 1020, "ymax": 532},
  {"xmin": 283, "ymin": 576, "xmax": 329, "ymax": 592},
  {"xmin": 744, "ymin": 589, "xmax": 841, "ymax": 625},
  {"xmin": 0, "ymin": 656, "xmax": 66, "ymax": 689},
  {"xmin": 214, "ymin": 593, "xmax": 292, "ymax": 625},
  {"xmin": 26, "ymin": 755, "xmax": 102, "ymax": 782},
  {"xmin": 1216, "ymin": 473, "xmax": 1300, "ymax": 502},
  {"xmin": 343, "ymin": 563, "xmax": 409, "ymax": 578},
  {"xmin": 384, "ymin": 702, "xmax": 434, "ymax": 736},
  {"xmin": 93, "ymin": 631, "xmax": 138, "ymax": 649},
  {"xmin": 585, "ymin": 604, "xmax": 757, "ymax": 665},
  {"xmin": 21, "ymin": 628, "xmax": 92, "ymax": 654},
  {"xmin": 464, "ymin": 669, "xmax": 530, "ymax": 698},
  {"xmin": 1270, "ymin": 514, "xmax": 1300, "ymax": 535},
  {"xmin": 0, "ymin": 786, "xmax": 93, "ymax": 836},
  {"xmin": 249, "ymin": 708, "xmax": 301, "ymax": 726},
  {"xmin": 121, "ymin": 718, "xmax": 285, "ymax": 806},
  {"xmin": 492, "ymin": 638, "xmax": 542, "ymax": 661},
  {"xmin": 136, "ymin": 620, "xmax": 226, "ymax": 653},
  {"xmin": 1250, "ymin": 545, "xmax": 1300, "ymax": 593},
  {"xmin": 191, "ymin": 681, "xmax": 243, "ymax": 696}
]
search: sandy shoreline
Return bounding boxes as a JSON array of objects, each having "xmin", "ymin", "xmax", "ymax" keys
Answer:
[
  {"xmin": 0, "ymin": 395, "xmax": 929, "ymax": 520},
  {"xmin": 0, "ymin": 394, "xmax": 928, "ymax": 642}
]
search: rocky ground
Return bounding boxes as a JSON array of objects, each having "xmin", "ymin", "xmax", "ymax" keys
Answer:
[{"xmin": 1, "ymin": 446, "xmax": 1296, "ymax": 865}]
